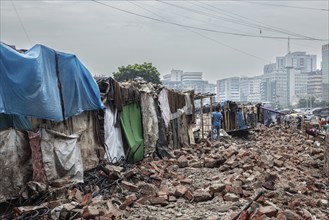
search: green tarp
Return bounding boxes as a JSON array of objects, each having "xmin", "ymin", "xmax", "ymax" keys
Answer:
[{"xmin": 120, "ymin": 103, "xmax": 144, "ymax": 163}]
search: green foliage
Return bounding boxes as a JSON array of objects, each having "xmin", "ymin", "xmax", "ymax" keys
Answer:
[{"xmin": 113, "ymin": 62, "xmax": 162, "ymax": 84}]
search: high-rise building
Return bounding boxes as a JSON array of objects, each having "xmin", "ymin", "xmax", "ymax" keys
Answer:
[
  {"xmin": 276, "ymin": 52, "xmax": 316, "ymax": 73},
  {"xmin": 307, "ymin": 70, "xmax": 323, "ymax": 99},
  {"xmin": 322, "ymin": 44, "xmax": 329, "ymax": 102},
  {"xmin": 261, "ymin": 50, "xmax": 317, "ymax": 106},
  {"xmin": 239, "ymin": 77, "xmax": 250, "ymax": 102},
  {"xmin": 181, "ymin": 72, "xmax": 202, "ymax": 81},
  {"xmin": 263, "ymin": 63, "xmax": 277, "ymax": 74},
  {"xmin": 287, "ymin": 69, "xmax": 308, "ymax": 105},
  {"xmin": 261, "ymin": 80, "xmax": 276, "ymax": 103},
  {"xmin": 216, "ymin": 77, "xmax": 240, "ymax": 102},
  {"xmin": 261, "ymin": 70, "xmax": 288, "ymax": 106},
  {"xmin": 162, "ymin": 69, "xmax": 215, "ymax": 94},
  {"xmin": 239, "ymin": 76, "xmax": 262, "ymax": 102}
]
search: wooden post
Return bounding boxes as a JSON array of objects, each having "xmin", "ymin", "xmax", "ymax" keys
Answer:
[
  {"xmin": 210, "ymin": 96, "xmax": 213, "ymax": 115},
  {"xmin": 200, "ymin": 96, "xmax": 204, "ymax": 140},
  {"xmin": 324, "ymin": 134, "xmax": 329, "ymax": 176}
]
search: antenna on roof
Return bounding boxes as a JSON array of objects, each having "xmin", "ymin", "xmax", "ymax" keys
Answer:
[{"xmin": 288, "ymin": 36, "xmax": 291, "ymax": 54}]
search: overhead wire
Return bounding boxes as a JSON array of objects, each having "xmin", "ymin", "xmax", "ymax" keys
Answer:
[
  {"xmin": 128, "ymin": 0, "xmax": 270, "ymax": 62},
  {"xmin": 190, "ymin": 1, "xmax": 321, "ymax": 41},
  {"xmin": 244, "ymin": 1, "xmax": 329, "ymax": 12},
  {"xmin": 167, "ymin": 0, "xmax": 321, "ymax": 41},
  {"xmin": 91, "ymin": 0, "xmax": 326, "ymax": 41},
  {"xmin": 191, "ymin": 1, "xmax": 327, "ymax": 49},
  {"xmin": 140, "ymin": 0, "xmax": 256, "ymax": 35},
  {"xmin": 141, "ymin": 1, "xmax": 324, "ymax": 50},
  {"xmin": 157, "ymin": 0, "xmax": 272, "ymax": 32},
  {"xmin": 10, "ymin": 0, "xmax": 32, "ymax": 45}
]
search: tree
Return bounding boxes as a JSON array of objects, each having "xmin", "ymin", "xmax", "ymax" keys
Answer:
[{"xmin": 113, "ymin": 62, "xmax": 162, "ymax": 84}]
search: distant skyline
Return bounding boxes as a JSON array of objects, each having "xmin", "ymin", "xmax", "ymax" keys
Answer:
[{"xmin": 1, "ymin": 1, "xmax": 328, "ymax": 83}]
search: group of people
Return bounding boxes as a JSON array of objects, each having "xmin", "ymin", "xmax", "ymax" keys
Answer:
[
  {"xmin": 305, "ymin": 116, "xmax": 329, "ymax": 140},
  {"xmin": 211, "ymin": 106, "xmax": 329, "ymax": 142},
  {"xmin": 271, "ymin": 112, "xmax": 329, "ymax": 140}
]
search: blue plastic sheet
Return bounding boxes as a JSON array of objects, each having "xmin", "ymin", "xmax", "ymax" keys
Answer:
[
  {"xmin": 237, "ymin": 111, "xmax": 244, "ymax": 129},
  {"xmin": 0, "ymin": 43, "xmax": 104, "ymax": 121}
]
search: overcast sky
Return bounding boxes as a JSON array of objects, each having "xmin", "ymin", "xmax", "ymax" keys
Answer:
[{"xmin": 1, "ymin": 0, "xmax": 328, "ymax": 83}]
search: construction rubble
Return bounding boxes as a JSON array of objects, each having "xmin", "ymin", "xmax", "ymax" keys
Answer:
[{"xmin": 1, "ymin": 124, "xmax": 328, "ymax": 220}]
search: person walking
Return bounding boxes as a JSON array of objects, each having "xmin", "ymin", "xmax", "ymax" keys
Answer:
[
  {"xmin": 296, "ymin": 115, "xmax": 302, "ymax": 130},
  {"xmin": 284, "ymin": 114, "xmax": 291, "ymax": 128},
  {"xmin": 212, "ymin": 106, "xmax": 222, "ymax": 141}
]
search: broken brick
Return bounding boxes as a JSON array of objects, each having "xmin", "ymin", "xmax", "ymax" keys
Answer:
[
  {"xmin": 121, "ymin": 181, "xmax": 138, "ymax": 192},
  {"xmin": 174, "ymin": 185, "xmax": 188, "ymax": 197}
]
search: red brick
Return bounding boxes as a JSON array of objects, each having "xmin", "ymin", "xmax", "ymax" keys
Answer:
[
  {"xmin": 121, "ymin": 181, "xmax": 138, "ymax": 192},
  {"xmin": 119, "ymin": 194, "xmax": 137, "ymax": 210},
  {"xmin": 174, "ymin": 185, "xmax": 188, "ymax": 197},
  {"xmin": 80, "ymin": 192, "xmax": 92, "ymax": 206},
  {"xmin": 183, "ymin": 190, "xmax": 193, "ymax": 201}
]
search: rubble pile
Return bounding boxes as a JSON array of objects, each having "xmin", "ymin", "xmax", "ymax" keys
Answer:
[{"xmin": 2, "ymin": 125, "xmax": 328, "ymax": 220}]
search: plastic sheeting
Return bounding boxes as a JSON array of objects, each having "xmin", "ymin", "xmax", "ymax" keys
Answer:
[
  {"xmin": 0, "ymin": 43, "xmax": 104, "ymax": 121},
  {"xmin": 120, "ymin": 103, "xmax": 144, "ymax": 163},
  {"xmin": 104, "ymin": 106, "xmax": 125, "ymax": 163},
  {"xmin": 0, "ymin": 113, "xmax": 32, "ymax": 131},
  {"xmin": 40, "ymin": 129, "xmax": 83, "ymax": 184},
  {"xmin": 140, "ymin": 93, "xmax": 159, "ymax": 154},
  {"xmin": 0, "ymin": 129, "xmax": 32, "ymax": 202},
  {"xmin": 31, "ymin": 111, "xmax": 101, "ymax": 170},
  {"xmin": 158, "ymin": 89, "xmax": 171, "ymax": 128}
]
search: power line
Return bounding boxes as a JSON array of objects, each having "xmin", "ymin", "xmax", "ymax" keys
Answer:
[
  {"xmin": 190, "ymin": 1, "xmax": 327, "ymax": 48},
  {"xmin": 91, "ymin": 0, "xmax": 326, "ymax": 41},
  {"xmin": 10, "ymin": 0, "xmax": 32, "ymax": 45},
  {"xmin": 166, "ymin": 0, "xmax": 321, "ymax": 41},
  {"xmin": 128, "ymin": 0, "xmax": 270, "ymax": 62},
  {"xmin": 139, "ymin": 1, "xmax": 255, "ymax": 35},
  {"xmin": 244, "ymin": 1, "xmax": 329, "ymax": 12},
  {"xmin": 158, "ymin": 0, "xmax": 270, "ymax": 32},
  {"xmin": 191, "ymin": 1, "xmax": 321, "ymax": 41}
]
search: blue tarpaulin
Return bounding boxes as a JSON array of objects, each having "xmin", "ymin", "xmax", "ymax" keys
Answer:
[{"xmin": 0, "ymin": 43, "xmax": 104, "ymax": 121}]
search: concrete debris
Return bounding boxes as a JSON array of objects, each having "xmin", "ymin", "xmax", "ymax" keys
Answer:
[{"xmin": 2, "ymin": 124, "xmax": 329, "ymax": 220}]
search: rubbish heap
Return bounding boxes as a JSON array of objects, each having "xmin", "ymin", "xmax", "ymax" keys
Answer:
[{"xmin": 2, "ymin": 124, "xmax": 328, "ymax": 220}]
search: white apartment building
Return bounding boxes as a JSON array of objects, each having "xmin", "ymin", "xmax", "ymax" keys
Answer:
[
  {"xmin": 216, "ymin": 77, "xmax": 240, "ymax": 102},
  {"xmin": 322, "ymin": 44, "xmax": 329, "ymax": 102},
  {"xmin": 162, "ymin": 69, "xmax": 215, "ymax": 94},
  {"xmin": 261, "ymin": 70, "xmax": 288, "ymax": 106},
  {"xmin": 261, "ymin": 51, "xmax": 318, "ymax": 107},
  {"xmin": 239, "ymin": 76, "xmax": 262, "ymax": 103},
  {"xmin": 307, "ymin": 70, "xmax": 323, "ymax": 99},
  {"xmin": 276, "ymin": 52, "xmax": 316, "ymax": 73}
]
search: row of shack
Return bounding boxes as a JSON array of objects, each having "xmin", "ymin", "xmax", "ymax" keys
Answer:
[
  {"xmin": 0, "ymin": 43, "xmax": 262, "ymax": 203},
  {"xmin": 0, "ymin": 43, "xmax": 197, "ymax": 202}
]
